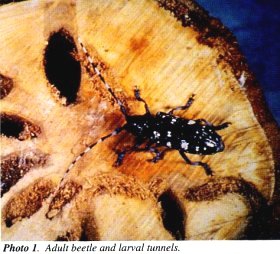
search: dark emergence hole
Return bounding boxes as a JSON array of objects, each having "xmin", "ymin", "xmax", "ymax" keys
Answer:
[
  {"xmin": 44, "ymin": 28, "xmax": 81, "ymax": 105},
  {"xmin": 0, "ymin": 113, "xmax": 25, "ymax": 139},
  {"xmin": 0, "ymin": 73, "xmax": 14, "ymax": 99},
  {"xmin": 158, "ymin": 190, "xmax": 185, "ymax": 240},
  {"xmin": 0, "ymin": 0, "xmax": 27, "ymax": 6},
  {"xmin": 5, "ymin": 218, "xmax": 13, "ymax": 228},
  {"xmin": 0, "ymin": 113, "xmax": 40, "ymax": 141}
]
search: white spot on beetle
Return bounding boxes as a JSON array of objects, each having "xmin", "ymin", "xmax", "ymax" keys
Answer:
[
  {"xmin": 195, "ymin": 146, "xmax": 199, "ymax": 152},
  {"xmin": 153, "ymin": 131, "xmax": 160, "ymax": 138},
  {"xmin": 166, "ymin": 142, "xmax": 172, "ymax": 148},
  {"xmin": 205, "ymin": 139, "xmax": 216, "ymax": 147},
  {"xmin": 171, "ymin": 118, "xmax": 177, "ymax": 124},
  {"xmin": 167, "ymin": 131, "xmax": 172, "ymax": 137},
  {"xmin": 181, "ymin": 140, "xmax": 189, "ymax": 150},
  {"xmin": 188, "ymin": 120, "xmax": 195, "ymax": 125}
]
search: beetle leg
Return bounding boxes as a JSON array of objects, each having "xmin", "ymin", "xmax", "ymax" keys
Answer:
[
  {"xmin": 214, "ymin": 122, "xmax": 231, "ymax": 130},
  {"xmin": 196, "ymin": 118, "xmax": 213, "ymax": 126},
  {"xmin": 168, "ymin": 94, "xmax": 195, "ymax": 115},
  {"xmin": 114, "ymin": 138, "xmax": 147, "ymax": 166},
  {"xmin": 115, "ymin": 142, "xmax": 168, "ymax": 165},
  {"xmin": 148, "ymin": 148, "xmax": 169, "ymax": 163},
  {"xmin": 134, "ymin": 87, "xmax": 151, "ymax": 115},
  {"xmin": 114, "ymin": 141, "xmax": 143, "ymax": 166},
  {"xmin": 197, "ymin": 119, "xmax": 231, "ymax": 130},
  {"xmin": 179, "ymin": 150, "xmax": 213, "ymax": 176}
]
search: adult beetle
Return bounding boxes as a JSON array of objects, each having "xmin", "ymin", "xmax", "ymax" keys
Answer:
[{"xmin": 63, "ymin": 38, "xmax": 230, "ymax": 181}]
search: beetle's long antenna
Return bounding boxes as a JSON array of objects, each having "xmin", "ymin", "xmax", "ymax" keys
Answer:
[
  {"xmin": 47, "ymin": 126, "xmax": 125, "ymax": 219},
  {"xmin": 78, "ymin": 38, "xmax": 128, "ymax": 118},
  {"xmin": 56, "ymin": 126, "xmax": 125, "ymax": 189}
]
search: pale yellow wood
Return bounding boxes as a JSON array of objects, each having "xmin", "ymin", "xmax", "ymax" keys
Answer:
[
  {"xmin": 184, "ymin": 194, "xmax": 250, "ymax": 240},
  {"xmin": 88, "ymin": 195, "xmax": 173, "ymax": 240}
]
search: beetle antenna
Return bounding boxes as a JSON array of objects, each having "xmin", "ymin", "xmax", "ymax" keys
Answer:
[
  {"xmin": 57, "ymin": 126, "xmax": 125, "ymax": 189},
  {"xmin": 78, "ymin": 38, "xmax": 128, "ymax": 118}
]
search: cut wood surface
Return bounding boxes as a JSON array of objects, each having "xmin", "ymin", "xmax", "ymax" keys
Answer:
[{"xmin": 1, "ymin": 0, "xmax": 279, "ymax": 240}]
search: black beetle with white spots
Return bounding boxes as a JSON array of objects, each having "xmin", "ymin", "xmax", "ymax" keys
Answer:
[{"xmin": 61, "ymin": 38, "xmax": 231, "ymax": 184}]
